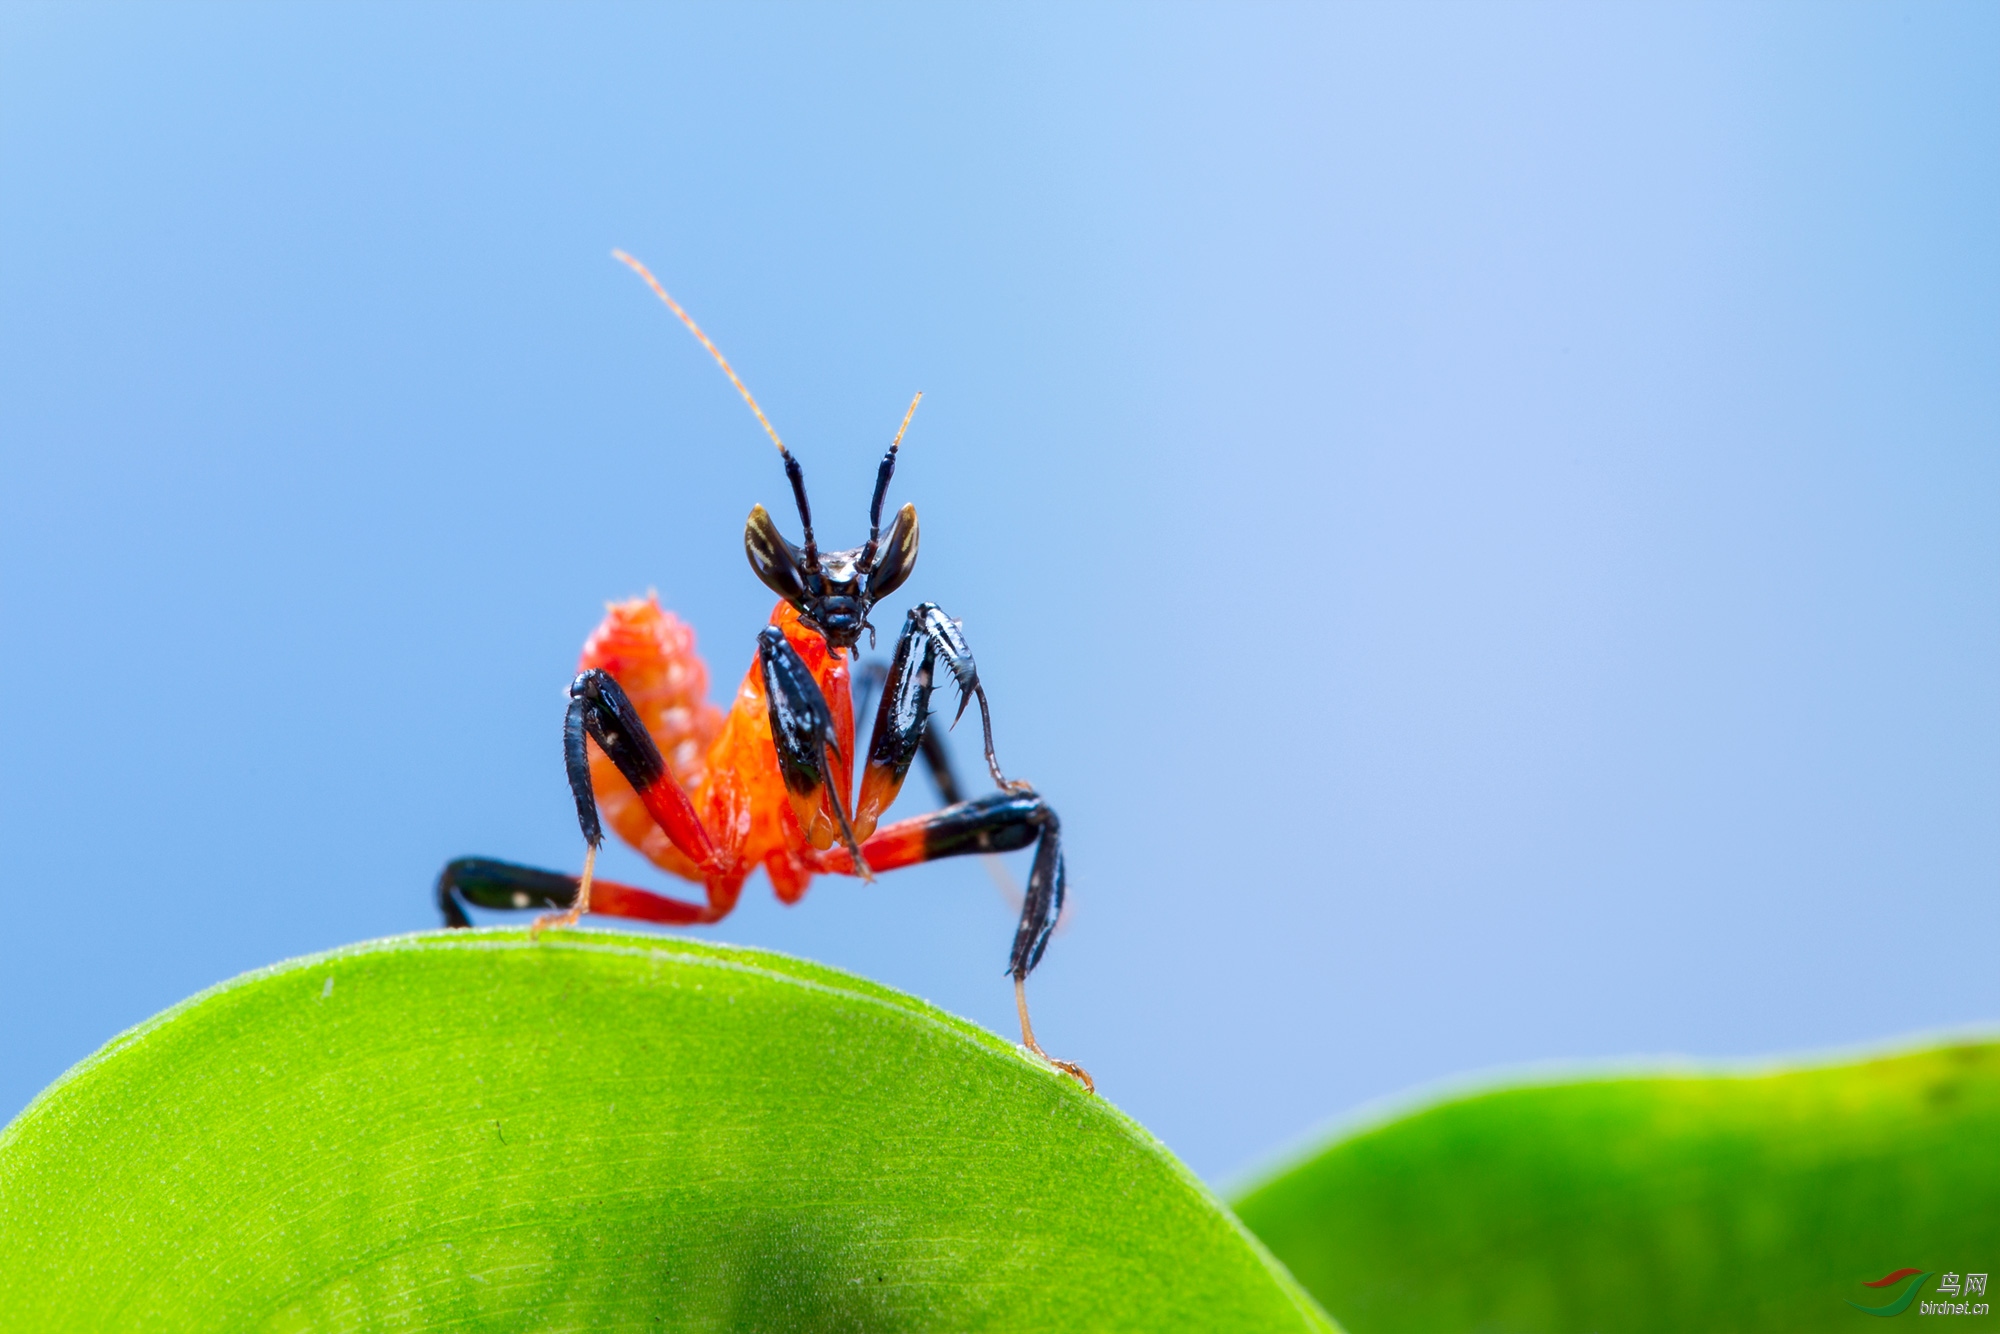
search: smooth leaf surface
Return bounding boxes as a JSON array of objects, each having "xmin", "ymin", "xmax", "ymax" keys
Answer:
[
  {"xmin": 0, "ymin": 930, "xmax": 1331, "ymax": 1332},
  {"xmin": 1232, "ymin": 1040, "xmax": 2000, "ymax": 1333}
]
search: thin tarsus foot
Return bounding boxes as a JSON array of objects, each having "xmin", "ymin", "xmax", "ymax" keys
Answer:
[
  {"xmin": 1015, "ymin": 975, "xmax": 1094, "ymax": 1094},
  {"xmin": 532, "ymin": 845, "xmax": 596, "ymax": 937}
]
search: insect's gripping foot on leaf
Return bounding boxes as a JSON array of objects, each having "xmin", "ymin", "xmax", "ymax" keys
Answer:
[
  {"xmin": 1016, "ymin": 975, "xmax": 1095, "ymax": 1094},
  {"xmin": 1006, "ymin": 802, "xmax": 1092, "ymax": 1092},
  {"xmin": 1048, "ymin": 1058, "xmax": 1096, "ymax": 1093}
]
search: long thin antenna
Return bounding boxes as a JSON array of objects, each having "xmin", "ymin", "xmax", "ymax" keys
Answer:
[
  {"xmin": 865, "ymin": 391, "xmax": 924, "ymax": 557},
  {"xmin": 613, "ymin": 248, "xmax": 819, "ymax": 563},
  {"xmin": 890, "ymin": 391, "xmax": 923, "ymax": 455},
  {"xmin": 611, "ymin": 249, "xmax": 787, "ymax": 458}
]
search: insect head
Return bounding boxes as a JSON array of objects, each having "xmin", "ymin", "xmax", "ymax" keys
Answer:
[
  {"xmin": 608, "ymin": 249, "xmax": 922, "ymax": 656},
  {"xmin": 744, "ymin": 394, "xmax": 922, "ymax": 654}
]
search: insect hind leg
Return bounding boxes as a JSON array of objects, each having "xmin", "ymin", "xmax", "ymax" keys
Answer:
[
  {"xmin": 436, "ymin": 856, "xmax": 729, "ymax": 929},
  {"xmin": 437, "ymin": 858, "xmax": 578, "ymax": 927}
]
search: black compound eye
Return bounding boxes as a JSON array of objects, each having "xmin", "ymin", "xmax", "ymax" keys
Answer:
[
  {"xmin": 866, "ymin": 503, "xmax": 919, "ymax": 602},
  {"xmin": 745, "ymin": 504, "xmax": 810, "ymax": 604}
]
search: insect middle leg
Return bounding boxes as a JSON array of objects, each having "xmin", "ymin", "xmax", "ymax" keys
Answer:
[
  {"xmin": 832, "ymin": 606, "xmax": 1090, "ymax": 1090},
  {"xmin": 815, "ymin": 787, "xmax": 1091, "ymax": 1092}
]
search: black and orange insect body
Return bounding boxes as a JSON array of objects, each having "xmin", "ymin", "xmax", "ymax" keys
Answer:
[{"xmin": 437, "ymin": 253, "xmax": 1089, "ymax": 1090}]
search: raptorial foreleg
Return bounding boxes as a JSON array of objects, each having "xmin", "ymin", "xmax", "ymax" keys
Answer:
[
  {"xmin": 854, "ymin": 653, "xmax": 1023, "ymax": 910},
  {"xmin": 758, "ymin": 626, "xmax": 870, "ymax": 877},
  {"xmin": 908, "ymin": 602, "xmax": 1013, "ymax": 789},
  {"xmin": 852, "ymin": 602, "xmax": 1022, "ymax": 833}
]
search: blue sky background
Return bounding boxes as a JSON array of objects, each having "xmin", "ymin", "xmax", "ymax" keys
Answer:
[{"xmin": 1, "ymin": 3, "xmax": 1994, "ymax": 1182}]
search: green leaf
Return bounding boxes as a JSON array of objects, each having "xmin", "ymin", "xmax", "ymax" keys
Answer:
[
  {"xmin": 0, "ymin": 930, "xmax": 1332, "ymax": 1332},
  {"xmin": 1231, "ymin": 1041, "xmax": 2000, "ymax": 1333}
]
